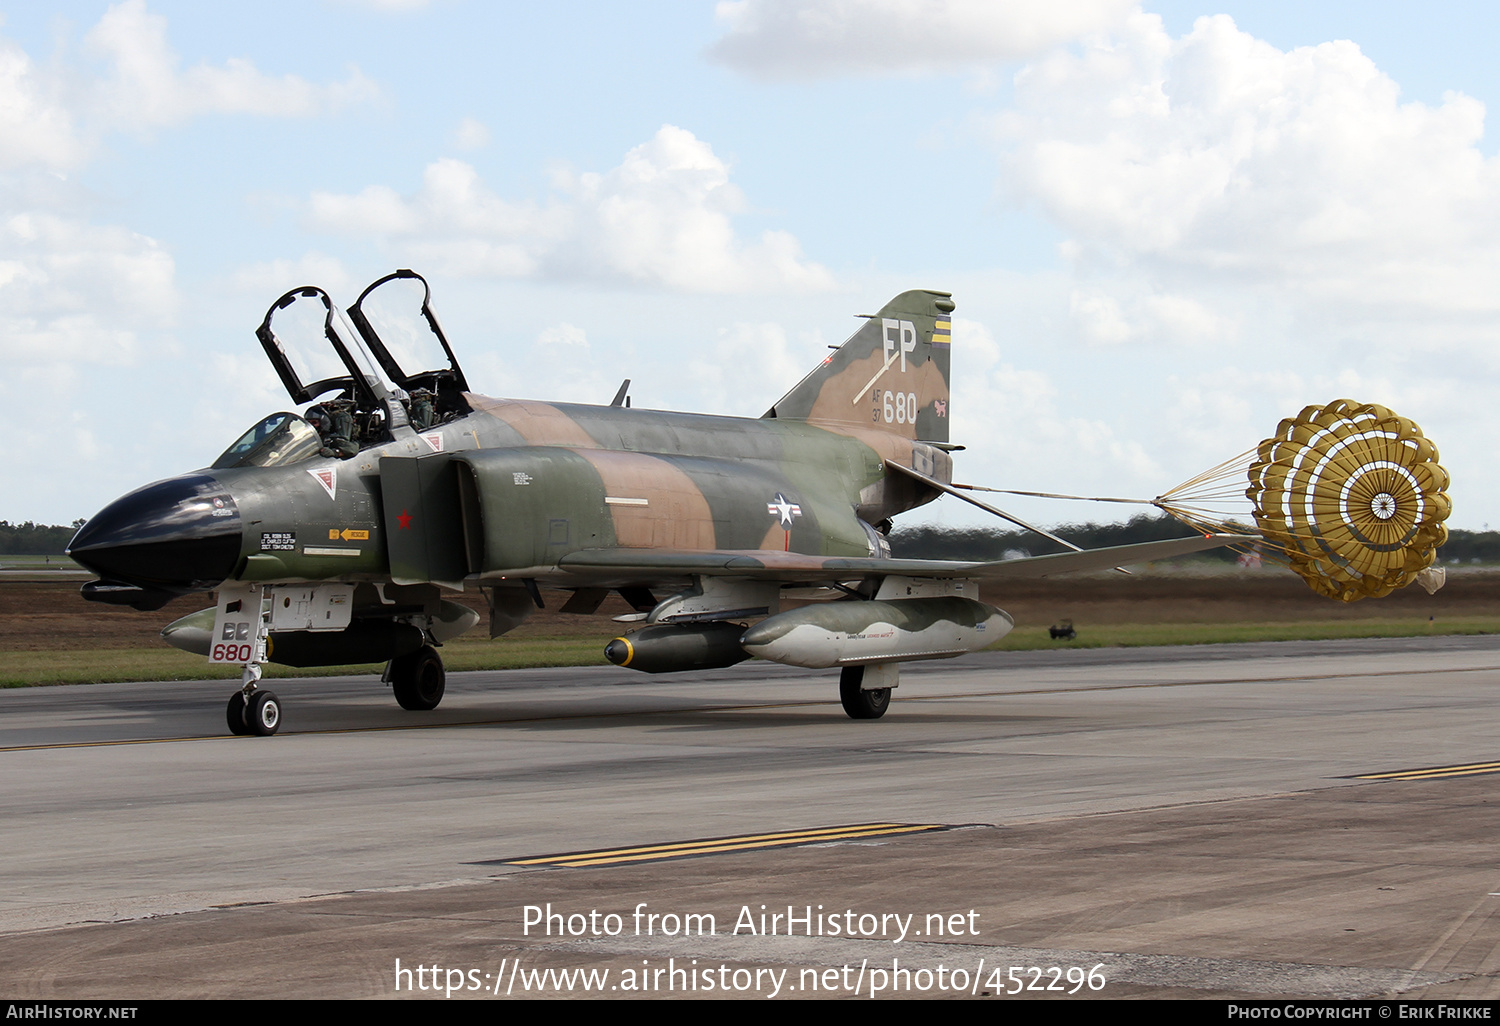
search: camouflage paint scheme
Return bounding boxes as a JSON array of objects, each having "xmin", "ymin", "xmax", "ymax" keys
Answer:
[
  {"xmin": 70, "ymin": 275, "xmax": 1243, "ymax": 716},
  {"xmin": 214, "ymin": 289, "xmax": 961, "ymax": 602}
]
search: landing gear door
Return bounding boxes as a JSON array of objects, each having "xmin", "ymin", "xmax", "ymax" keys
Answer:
[
  {"xmin": 347, "ymin": 270, "xmax": 470, "ymax": 416},
  {"xmin": 209, "ymin": 583, "xmax": 263, "ymax": 665}
]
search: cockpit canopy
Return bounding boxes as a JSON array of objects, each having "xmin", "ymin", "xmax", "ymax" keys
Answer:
[
  {"xmin": 246, "ymin": 269, "xmax": 472, "ymax": 459},
  {"xmin": 348, "ymin": 269, "xmax": 468, "ymax": 402}
]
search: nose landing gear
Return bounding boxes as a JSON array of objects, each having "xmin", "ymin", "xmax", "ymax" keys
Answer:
[
  {"xmin": 227, "ymin": 684, "xmax": 281, "ymax": 736},
  {"xmin": 226, "ymin": 662, "xmax": 281, "ymax": 736}
]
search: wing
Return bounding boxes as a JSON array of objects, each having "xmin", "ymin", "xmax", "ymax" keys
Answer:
[{"xmin": 547, "ymin": 533, "xmax": 1255, "ymax": 587}]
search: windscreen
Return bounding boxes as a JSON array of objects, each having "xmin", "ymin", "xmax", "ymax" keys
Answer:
[{"xmin": 212, "ymin": 412, "xmax": 322, "ymax": 469}]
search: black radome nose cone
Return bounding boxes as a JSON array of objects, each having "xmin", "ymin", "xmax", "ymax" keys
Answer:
[{"xmin": 68, "ymin": 474, "xmax": 243, "ymax": 593}]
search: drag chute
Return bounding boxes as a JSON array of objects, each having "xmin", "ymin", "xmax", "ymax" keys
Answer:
[
  {"xmin": 953, "ymin": 398, "xmax": 1451, "ymax": 603},
  {"xmin": 1242, "ymin": 400, "xmax": 1450, "ymax": 601}
]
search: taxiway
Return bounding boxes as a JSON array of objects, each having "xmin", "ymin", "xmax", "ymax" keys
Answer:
[{"xmin": 3, "ymin": 636, "xmax": 1498, "ymax": 999}]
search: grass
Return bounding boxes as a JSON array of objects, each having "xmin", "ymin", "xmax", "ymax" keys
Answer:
[
  {"xmin": 0, "ymin": 554, "xmax": 83, "ymax": 572},
  {"xmin": 1, "ymin": 617, "xmax": 1494, "ymax": 688}
]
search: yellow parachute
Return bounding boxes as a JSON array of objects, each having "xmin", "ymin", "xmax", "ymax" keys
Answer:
[
  {"xmin": 1242, "ymin": 399, "xmax": 1450, "ymax": 601},
  {"xmin": 955, "ymin": 397, "xmax": 1451, "ymax": 603}
]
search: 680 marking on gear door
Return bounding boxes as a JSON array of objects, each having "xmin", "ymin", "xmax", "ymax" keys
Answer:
[{"xmin": 210, "ymin": 583, "xmax": 263, "ymax": 664}]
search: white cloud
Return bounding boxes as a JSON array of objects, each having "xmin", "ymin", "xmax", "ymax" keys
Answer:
[
  {"xmin": 0, "ymin": 0, "xmax": 385, "ymax": 373},
  {"xmin": 949, "ymin": 316, "xmax": 1159, "ymax": 488},
  {"xmin": 998, "ymin": 12, "xmax": 1500, "ymax": 344},
  {"xmin": 0, "ymin": 38, "xmax": 84, "ymax": 170},
  {"xmin": 0, "ymin": 0, "xmax": 383, "ymax": 367},
  {"xmin": 83, "ymin": 0, "xmax": 377, "ymax": 130},
  {"xmin": 708, "ymin": 0, "xmax": 1132, "ymax": 79},
  {"xmin": 231, "ymin": 252, "xmax": 352, "ymax": 298},
  {"xmin": 0, "ymin": 3, "xmax": 382, "ymax": 521},
  {"xmin": 0, "ymin": 208, "xmax": 178, "ymax": 522},
  {"xmin": 1068, "ymin": 286, "xmax": 1236, "ymax": 347},
  {"xmin": 307, "ymin": 125, "xmax": 835, "ymax": 293},
  {"xmin": 453, "ymin": 116, "xmax": 489, "ymax": 151},
  {"xmin": 461, "ymin": 319, "xmax": 612, "ymax": 407},
  {"xmin": 689, "ymin": 321, "xmax": 828, "ymax": 416},
  {"xmin": 308, "ymin": 158, "xmax": 551, "ymax": 277},
  {"xmin": 0, "ymin": 2, "xmax": 376, "ymax": 173},
  {"xmin": 0, "ymin": 211, "xmax": 174, "ymax": 365},
  {"xmin": 536, "ymin": 322, "xmax": 588, "ymax": 348}
]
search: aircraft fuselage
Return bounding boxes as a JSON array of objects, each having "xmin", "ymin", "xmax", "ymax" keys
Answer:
[{"xmin": 68, "ymin": 393, "xmax": 952, "ymax": 605}]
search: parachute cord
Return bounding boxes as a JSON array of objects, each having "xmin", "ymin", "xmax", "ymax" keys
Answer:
[
  {"xmin": 951, "ymin": 484, "xmax": 1154, "ymax": 504},
  {"xmin": 956, "ymin": 446, "xmax": 1295, "ymax": 565}
]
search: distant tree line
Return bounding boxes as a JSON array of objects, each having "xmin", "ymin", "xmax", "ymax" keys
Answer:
[
  {"xmin": 890, "ymin": 513, "xmax": 1499, "ymax": 564},
  {"xmin": 1437, "ymin": 530, "xmax": 1500, "ymax": 563},
  {"xmin": 0, "ymin": 520, "xmax": 84, "ymax": 555}
]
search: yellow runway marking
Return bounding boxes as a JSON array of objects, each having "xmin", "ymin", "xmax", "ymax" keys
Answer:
[
  {"xmin": 1355, "ymin": 761, "xmax": 1500, "ymax": 781},
  {"xmin": 499, "ymin": 823, "xmax": 948, "ymax": 868},
  {"xmin": 0, "ymin": 735, "xmax": 233, "ymax": 753}
]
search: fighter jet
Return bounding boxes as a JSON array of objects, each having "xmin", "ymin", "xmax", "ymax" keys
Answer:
[{"xmin": 67, "ymin": 270, "xmax": 1244, "ymax": 736}]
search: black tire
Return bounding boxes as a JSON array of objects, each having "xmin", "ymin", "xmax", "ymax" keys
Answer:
[
  {"xmin": 839, "ymin": 666, "xmax": 891, "ymax": 720},
  {"xmin": 246, "ymin": 690, "xmax": 281, "ymax": 736},
  {"xmin": 226, "ymin": 692, "xmax": 249, "ymax": 736},
  {"xmin": 391, "ymin": 646, "xmax": 445, "ymax": 711},
  {"xmin": 246, "ymin": 693, "xmax": 282, "ymax": 732}
]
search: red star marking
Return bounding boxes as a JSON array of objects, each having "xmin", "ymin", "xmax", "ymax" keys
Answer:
[{"xmin": 397, "ymin": 509, "xmax": 413, "ymax": 530}]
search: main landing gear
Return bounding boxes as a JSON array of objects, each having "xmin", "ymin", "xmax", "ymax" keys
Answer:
[
  {"xmin": 387, "ymin": 644, "xmax": 446, "ymax": 711},
  {"xmin": 839, "ymin": 665, "xmax": 892, "ymax": 720}
]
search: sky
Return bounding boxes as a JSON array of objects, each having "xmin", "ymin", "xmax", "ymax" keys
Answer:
[{"xmin": 3, "ymin": 0, "xmax": 1498, "ymax": 534}]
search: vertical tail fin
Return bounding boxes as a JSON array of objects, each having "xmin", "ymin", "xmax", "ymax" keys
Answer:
[{"xmin": 764, "ymin": 289, "xmax": 952, "ymax": 443}]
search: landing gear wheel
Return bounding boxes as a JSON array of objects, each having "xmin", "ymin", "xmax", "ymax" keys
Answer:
[
  {"xmin": 226, "ymin": 692, "xmax": 249, "ymax": 736},
  {"xmin": 245, "ymin": 690, "xmax": 281, "ymax": 736},
  {"xmin": 390, "ymin": 645, "xmax": 445, "ymax": 711},
  {"xmin": 839, "ymin": 666, "xmax": 891, "ymax": 720}
]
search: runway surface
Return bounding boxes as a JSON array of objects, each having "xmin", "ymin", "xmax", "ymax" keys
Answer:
[{"xmin": 3, "ymin": 635, "xmax": 1499, "ymax": 999}]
